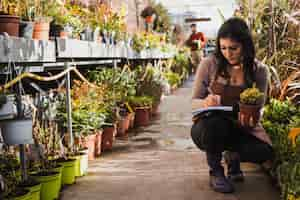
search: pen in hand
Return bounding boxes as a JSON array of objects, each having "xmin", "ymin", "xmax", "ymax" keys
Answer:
[{"xmin": 206, "ymin": 86, "xmax": 221, "ymax": 106}]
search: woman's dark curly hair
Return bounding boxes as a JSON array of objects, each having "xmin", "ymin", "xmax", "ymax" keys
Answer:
[{"xmin": 215, "ymin": 17, "xmax": 256, "ymax": 87}]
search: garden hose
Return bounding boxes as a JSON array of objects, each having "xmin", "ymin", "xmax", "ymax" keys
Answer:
[{"xmin": 0, "ymin": 67, "xmax": 97, "ymax": 92}]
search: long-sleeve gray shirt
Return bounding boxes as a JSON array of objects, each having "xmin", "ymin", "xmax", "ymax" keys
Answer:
[
  {"xmin": 192, "ymin": 55, "xmax": 272, "ymax": 145},
  {"xmin": 192, "ymin": 55, "xmax": 269, "ymax": 104}
]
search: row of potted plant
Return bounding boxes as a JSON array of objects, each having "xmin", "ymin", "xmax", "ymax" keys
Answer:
[
  {"xmin": 64, "ymin": 56, "xmax": 189, "ymax": 159},
  {"xmin": 131, "ymin": 31, "xmax": 176, "ymax": 55},
  {"xmin": 0, "ymin": 90, "xmax": 91, "ymax": 200},
  {"xmin": 0, "ymin": 0, "xmax": 127, "ymax": 42},
  {"xmin": 0, "ymin": 49, "xmax": 190, "ymax": 199}
]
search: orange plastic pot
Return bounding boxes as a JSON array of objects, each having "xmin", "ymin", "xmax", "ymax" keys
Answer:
[{"xmin": 33, "ymin": 22, "xmax": 49, "ymax": 40}]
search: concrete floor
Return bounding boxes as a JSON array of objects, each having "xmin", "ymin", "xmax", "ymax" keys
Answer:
[{"xmin": 61, "ymin": 77, "xmax": 280, "ymax": 200}]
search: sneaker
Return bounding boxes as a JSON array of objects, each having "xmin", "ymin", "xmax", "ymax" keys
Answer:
[
  {"xmin": 227, "ymin": 171, "xmax": 244, "ymax": 182},
  {"xmin": 209, "ymin": 171, "xmax": 235, "ymax": 193}
]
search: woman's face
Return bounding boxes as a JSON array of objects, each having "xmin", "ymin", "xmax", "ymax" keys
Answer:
[{"xmin": 219, "ymin": 38, "xmax": 243, "ymax": 65}]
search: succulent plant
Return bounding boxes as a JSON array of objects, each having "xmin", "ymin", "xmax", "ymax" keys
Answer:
[{"xmin": 240, "ymin": 84, "xmax": 264, "ymax": 105}]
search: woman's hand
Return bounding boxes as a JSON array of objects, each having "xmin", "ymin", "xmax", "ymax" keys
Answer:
[
  {"xmin": 191, "ymin": 95, "xmax": 221, "ymax": 110},
  {"xmin": 203, "ymin": 94, "xmax": 221, "ymax": 108},
  {"xmin": 238, "ymin": 112, "xmax": 255, "ymax": 128}
]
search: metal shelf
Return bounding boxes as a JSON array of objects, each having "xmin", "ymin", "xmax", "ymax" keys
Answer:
[
  {"xmin": 0, "ymin": 37, "xmax": 174, "ymax": 72},
  {"xmin": 0, "ymin": 36, "xmax": 56, "ymax": 64}
]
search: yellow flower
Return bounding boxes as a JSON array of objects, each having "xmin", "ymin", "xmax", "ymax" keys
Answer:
[
  {"xmin": 287, "ymin": 193, "xmax": 300, "ymax": 200},
  {"xmin": 288, "ymin": 128, "xmax": 300, "ymax": 147}
]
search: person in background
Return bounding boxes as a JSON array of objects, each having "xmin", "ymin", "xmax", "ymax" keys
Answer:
[
  {"xmin": 171, "ymin": 24, "xmax": 186, "ymax": 48},
  {"xmin": 186, "ymin": 23, "xmax": 206, "ymax": 73},
  {"xmin": 191, "ymin": 18, "xmax": 274, "ymax": 193}
]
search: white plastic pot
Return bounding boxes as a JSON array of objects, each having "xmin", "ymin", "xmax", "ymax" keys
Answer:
[{"xmin": 1, "ymin": 118, "xmax": 34, "ymax": 145}]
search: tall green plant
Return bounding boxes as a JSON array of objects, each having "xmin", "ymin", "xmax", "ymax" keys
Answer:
[{"xmin": 236, "ymin": 0, "xmax": 300, "ymax": 81}]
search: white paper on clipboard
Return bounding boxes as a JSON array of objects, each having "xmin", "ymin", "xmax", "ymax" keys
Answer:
[{"xmin": 192, "ymin": 106, "xmax": 233, "ymax": 117}]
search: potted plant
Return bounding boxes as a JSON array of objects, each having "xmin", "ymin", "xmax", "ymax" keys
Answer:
[
  {"xmin": 30, "ymin": 91, "xmax": 71, "ymax": 200},
  {"xmin": 0, "ymin": 153, "xmax": 33, "ymax": 200},
  {"xmin": 47, "ymin": 0, "xmax": 70, "ymax": 38},
  {"xmin": 18, "ymin": 0, "xmax": 35, "ymax": 38},
  {"xmin": 116, "ymin": 106, "xmax": 129, "ymax": 137},
  {"xmin": 0, "ymin": 93, "xmax": 33, "ymax": 145},
  {"xmin": 101, "ymin": 107, "xmax": 117, "ymax": 151},
  {"xmin": 128, "ymin": 96, "xmax": 153, "ymax": 127},
  {"xmin": 18, "ymin": 177, "xmax": 41, "ymax": 200},
  {"xmin": 131, "ymin": 33, "xmax": 146, "ymax": 54},
  {"xmin": 68, "ymin": 80, "xmax": 107, "ymax": 159},
  {"xmin": 239, "ymin": 84, "xmax": 264, "ymax": 128},
  {"xmin": 136, "ymin": 65, "xmax": 164, "ymax": 115},
  {"xmin": 0, "ymin": 0, "xmax": 20, "ymax": 37},
  {"xmin": 32, "ymin": 0, "xmax": 54, "ymax": 40},
  {"xmin": 163, "ymin": 71, "xmax": 181, "ymax": 93}
]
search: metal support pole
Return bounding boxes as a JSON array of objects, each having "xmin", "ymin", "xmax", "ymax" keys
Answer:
[
  {"xmin": 65, "ymin": 62, "xmax": 73, "ymax": 150},
  {"xmin": 12, "ymin": 65, "xmax": 28, "ymax": 182},
  {"xmin": 18, "ymin": 79, "xmax": 27, "ymax": 181},
  {"xmin": 19, "ymin": 144, "xmax": 27, "ymax": 181},
  {"xmin": 113, "ymin": 59, "xmax": 117, "ymax": 69}
]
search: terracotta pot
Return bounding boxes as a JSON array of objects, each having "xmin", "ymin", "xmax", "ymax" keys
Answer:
[
  {"xmin": 60, "ymin": 31, "xmax": 68, "ymax": 38},
  {"xmin": 145, "ymin": 16, "xmax": 153, "ymax": 23},
  {"xmin": 239, "ymin": 103, "xmax": 262, "ymax": 128},
  {"xmin": 33, "ymin": 22, "xmax": 50, "ymax": 40},
  {"xmin": 102, "ymin": 125, "xmax": 116, "ymax": 151},
  {"xmin": 0, "ymin": 15, "xmax": 20, "ymax": 37},
  {"xmin": 81, "ymin": 134, "xmax": 97, "ymax": 160},
  {"xmin": 125, "ymin": 114, "xmax": 130, "ymax": 130},
  {"xmin": 116, "ymin": 116, "xmax": 129, "ymax": 137},
  {"xmin": 95, "ymin": 130, "xmax": 103, "ymax": 157},
  {"xmin": 134, "ymin": 107, "xmax": 150, "ymax": 127},
  {"xmin": 129, "ymin": 112, "xmax": 135, "ymax": 129}
]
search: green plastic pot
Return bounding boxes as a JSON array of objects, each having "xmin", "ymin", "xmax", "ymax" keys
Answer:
[
  {"xmin": 72, "ymin": 155, "xmax": 81, "ymax": 177},
  {"xmin": 58, "ymin": 159, "xmax": 76, "ymax": 185},
  {"xmin": 31, "ymin": 171, "xmax": 60, "ymax": 200},
  {"xmin": 71, "ymin": 153, "xmax": 88, "ymax": 177},
  {"xmin": 50, "ymin": 164, "xmax": 63, "ymax": 196},
  {"xmin": 8, "ymin": 189, "xmax": 31, "ymax": 200},
  {"xmin": 24, "ymin": 182, "xmax": 41, "ymax": 200},
  {"xmin": 13, "ymin": 193, "xmax": 30, "ymax": 200}
]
